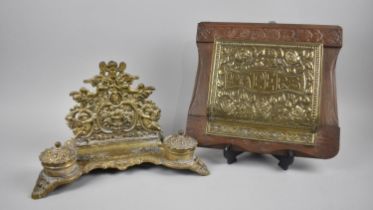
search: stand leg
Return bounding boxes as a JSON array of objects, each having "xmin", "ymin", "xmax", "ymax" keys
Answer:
[
  {"xmin": 273, "ymin": 150, "xmax": 294, "ymax": 170},
  {"xmin": 223, "ymin": 145, "xmax": 243, "ymax": 164}
]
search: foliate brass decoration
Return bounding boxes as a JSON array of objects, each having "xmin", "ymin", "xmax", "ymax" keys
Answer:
[
  {"xmin": 207, "ymin": 40, "xmax": 323, "ymax": 145},
  {"xmin": 32, "ymin": 61, "xmax": 209, "ymax": 199},
  {"xmin": 66, "ymin": 61, "xmax": 161, "ymax": 142}
]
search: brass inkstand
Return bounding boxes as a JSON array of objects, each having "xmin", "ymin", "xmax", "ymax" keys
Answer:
[{"xmin": 32, "ymin": 61, "xmax": 209, "ymax": 199}]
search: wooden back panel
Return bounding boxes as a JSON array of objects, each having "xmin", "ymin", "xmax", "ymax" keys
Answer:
[{"xmin": 186, "ymin": 22, "xmax": 342, "ymax": 158}]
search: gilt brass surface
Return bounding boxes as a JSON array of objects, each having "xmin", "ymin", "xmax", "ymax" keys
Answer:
[
  {"xmin": 207, "ymin": 40, "xmax": 323, "ymax": 145},
  {"xmin": 32, "ymin": 61, "xmax": 209, "ymax": 199}
]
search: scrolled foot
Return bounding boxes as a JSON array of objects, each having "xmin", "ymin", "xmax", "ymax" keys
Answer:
[
  {"xmin": 189, "ymin": 156, "xmax": 210, "ymax": 176},
  {"xmin": 31, "ymin": 169, "xmax": 82, "ymax": 199}
]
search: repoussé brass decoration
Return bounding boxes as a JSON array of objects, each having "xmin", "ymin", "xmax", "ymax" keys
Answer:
[
  {"xmin": 207, "ymin": 40, "xmax": 323, "ymax": 145},
  {"xmin": 32, "ymin": 61, "xmax": 209, "ymax": 199}
]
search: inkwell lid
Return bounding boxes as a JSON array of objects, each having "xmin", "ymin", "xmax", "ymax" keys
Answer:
[
  {"xmin": 39, "ymin": 142, "xmax": 77, "ymax": 166},
  {"xmin": 164, "ymin": 131, "xmax": 198, "ymax": 151}
]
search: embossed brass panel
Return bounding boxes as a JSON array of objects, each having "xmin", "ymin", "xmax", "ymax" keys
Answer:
[{"xmin": 206, "ymin": 40, "xmax": 323, "ymax": 145}]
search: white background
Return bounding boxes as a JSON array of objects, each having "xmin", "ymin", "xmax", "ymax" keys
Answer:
[{"xmin": 1, "ymin": 0, "xmax": 372, "ymax": 209}]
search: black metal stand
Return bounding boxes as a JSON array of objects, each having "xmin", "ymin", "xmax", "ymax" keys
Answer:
[
  {"xmin": 223, "ymin": 145, "xmax": 295, "ymax": 170},
  {"xmin": 273, "ymin": 150, "xmax": 294, "ymax": 170},
  {"xmin": 223, "ymin": 145, "xmax": 243, "ymax": 164}
]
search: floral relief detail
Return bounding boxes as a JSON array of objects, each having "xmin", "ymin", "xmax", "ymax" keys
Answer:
[
  {"xmin": 65, "ymin": 61, "xmax": 161, "ymax": 142},
  {"xmin": 207, "ymin": 41, "xmax": 323, "ymax": 144}
]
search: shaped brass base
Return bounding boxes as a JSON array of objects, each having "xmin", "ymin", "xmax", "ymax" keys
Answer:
[{"xmin": 32, "ymin": 136, "xmax": 209, "ymax": 199}]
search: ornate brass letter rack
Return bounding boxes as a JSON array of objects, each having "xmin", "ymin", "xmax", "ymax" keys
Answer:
[
  {"xmin": 187, "ymin": 22, "xmax": 342, "ymax": 169},
  {"xmin": 32, "ymin": 61, "xmax": 209, "ymax": 199}
]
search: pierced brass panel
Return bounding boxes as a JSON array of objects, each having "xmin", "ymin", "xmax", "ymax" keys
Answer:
[{"xmin": 206, "ymin": 40, "xmax": 323, "ymax": 145}]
